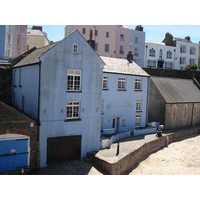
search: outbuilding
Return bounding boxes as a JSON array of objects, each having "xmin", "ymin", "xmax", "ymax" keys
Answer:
[{"xmin": 148, "ymin": 77, "xmax": 200, "ymax": 129}]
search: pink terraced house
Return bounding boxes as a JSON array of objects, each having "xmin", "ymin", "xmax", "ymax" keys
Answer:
[{"xmin": 65, "ymin": 25, "xmax": 145, "ymax": 66}]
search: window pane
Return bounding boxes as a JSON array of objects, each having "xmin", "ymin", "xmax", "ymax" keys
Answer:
[{"xmin": 67, "ymin": 69, "xmax": 81, "ymax": 91}]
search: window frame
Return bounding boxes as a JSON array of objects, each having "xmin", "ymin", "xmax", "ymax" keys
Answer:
[
  {"xmin": 180, "ymin": 46, "xmax": 186, "ymax": 53},
  {"xmin": 66, "ymin": 101, "xmax": 80, "ymax": 120},
  {"xmin": 147, "ymin": 60, "xmax": 156, "ymax": 67},
  {"xmin": 190, "ymin": 47, "xmax": 196, "ymax": 55},
  {"xmin": 105, "ymin": 44, "xmax": 109, "ymax": 53},
  {"xmin": 67, "ymin": 69, "xmax": 81, "ymax": 92},
  {"xmin": 82, "ymin": 28, "xmax": 86, "ymax": 34},
  {"xmin": 102, "ymin": 75, "xmax": 108, "ymax": 90},
  {"xmin": 135, "ymin": 37, "xmax": 139, "ymax": 43},
  {"xmin": 180, "ymin": 57, "xmax": 186, "ymax": 65},
  {"xmin": 135, "ymin": 115, "xmax": 141, "ymax": 127},
  {"xmin": 119, "ymin": 45, "xmax": 124, "ymax": 54},
  {"xmin": 136, "ymin": 100, "xmax": 142, "ymax": 112},
  {"xmin": 118, "ymin": 77, "xmax": 126, "ymax": 91},
  {"xmin": 73, "ymin": 43, "xmax": 79, "ymax": 54},
  {"xmin": 166, "ymin": 50, "xmax": 172, "ymax": 58},
  {"xmin": 134, "ymin": 78, "xmax": 142, "ymax": 91},
  {"xmin": 149, "ymin": 48, "xmax": 155, "ymax": 57},
  {"xmin": 120, "ymin": 34, "xmax": 124, "ymax": 41}
]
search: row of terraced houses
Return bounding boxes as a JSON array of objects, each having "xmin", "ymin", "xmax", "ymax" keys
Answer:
[{"xmin": 1, "ymin": 25, "xmax": 200, "ymax": 173}]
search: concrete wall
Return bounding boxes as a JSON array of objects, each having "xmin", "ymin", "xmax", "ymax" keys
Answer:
[
  {"xmin": 94, "ymin": 126, "xmax": 200, "ymax": 175},
  {"xmin": 102, "ymin": 73, "xmax": 149, "ymax": 133},
  {"xmin": 38, "ymin": 31, "xmax": 104, "ymax": 167}
]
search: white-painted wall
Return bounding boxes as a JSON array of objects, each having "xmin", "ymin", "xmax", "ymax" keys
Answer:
[{"xmin": 102, "ymin": 73, "xmax": 149, "ymax": 134}]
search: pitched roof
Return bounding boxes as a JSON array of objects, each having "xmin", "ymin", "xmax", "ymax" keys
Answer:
[
  {"xmin": 101, "ymin": 56, "xmax": 149, "ymax": 77},
  {"xmin": 151, "ymin": 76, "xmax": 200, "ymax": 103},
  {"xmin": 13, "ymin": 42, "xmax": 58, "ymax": 68}
]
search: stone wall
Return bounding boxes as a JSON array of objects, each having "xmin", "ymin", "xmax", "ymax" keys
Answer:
[
  {"xmin": 165, "ymin": 103, "xmax": 200, "ymax": 129},
  {"xmin": 148, "ymin": 78, "xmax": 166, "ymax": 124},
  {"xmin": 94, "ymin": 126, "xmax": 200, "ymax": 175},
  {"xmin": 143, "ymin": 67, "xmax": 200, "ymax": 83}
]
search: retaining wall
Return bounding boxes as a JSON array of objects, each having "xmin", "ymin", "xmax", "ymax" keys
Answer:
[{"xmin": 94, "ymin": 126, "xmax": 200, "ymax": 175}]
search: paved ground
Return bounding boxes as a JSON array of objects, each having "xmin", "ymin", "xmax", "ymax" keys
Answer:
[{"xmin": 30, "ymin": 158, "xmax": 105, "ymax": 175}]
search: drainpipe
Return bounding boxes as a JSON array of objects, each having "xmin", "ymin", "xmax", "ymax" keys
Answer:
[
  {"xmin": 37, "ymin": 61, "xmax": 41, "ymax": 123},
  {"xmin": 174, "ymin": 49, "xmax": 176, "ymax": 69},
  {"xmin": 36, "ymin": 61, "xmax": 42, "ymax": 169},
  {"xmin": 146, "ymin": 76, "xmax": 150, "ymax": 126},
  {"xmin": 145, "ymin": 45, "xmax": 148, "ymax": 67}
]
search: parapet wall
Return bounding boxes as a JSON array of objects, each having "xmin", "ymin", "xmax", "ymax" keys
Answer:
[{"xmin": 94, "ymin": 126, "xmax": 200, "ymax": 175}]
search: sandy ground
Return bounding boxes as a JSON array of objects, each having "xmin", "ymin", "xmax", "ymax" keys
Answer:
[{"xmin": 129, "ymin": 134, "xmax": 200, "ymax": 175}]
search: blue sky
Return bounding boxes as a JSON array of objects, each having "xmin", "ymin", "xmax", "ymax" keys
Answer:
[{"xmin": 29, "ymin": 25, "xmax": 200, "ymax": 44}]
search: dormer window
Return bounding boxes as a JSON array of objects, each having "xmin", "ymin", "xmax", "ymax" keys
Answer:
[{"xmin": 73, "ymin": 43, "xmax": 79, "ymax": 54}]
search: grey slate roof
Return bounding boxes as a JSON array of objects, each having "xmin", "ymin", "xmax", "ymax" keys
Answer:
[
  {"xmin": 101, "ymin": 56, "xmax": 149, "ymax": 77},
  {"xmin": 151, "ymin": 76, "xmax": 200, "ymax": 103},
  {"xmin": 13, "ymin": 42, "xmax": 58, "ymax": 68}
]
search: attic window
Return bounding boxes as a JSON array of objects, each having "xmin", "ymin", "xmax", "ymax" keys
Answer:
[{"xmin": 73, "ymin": 43, "xmax": 79, "ymax": 54}]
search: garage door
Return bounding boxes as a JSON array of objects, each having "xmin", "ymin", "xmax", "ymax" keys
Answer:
[
  {"xmin": 47, "ymin": 136, "xmax": 81, "ymax": 162},
  {"xmin": 0, "ymin": 139, "xmax": 28, "ymax": 172}
]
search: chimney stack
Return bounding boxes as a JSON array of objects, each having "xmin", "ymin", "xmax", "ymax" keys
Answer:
[
  {"xmin": 162, "ymin": 32, "xmax": 174, "ymax": 46},
  {"xmin": 185, "ymin": 36, "xmax": 191, "ymax": 42},
  {"xmin": 87, "ymin": 29, "xmax": 95, "ymax": 50},
  {"xmin": 32, "ymin": 26, "xmax": 43, "ymax": 31},
  {"xmin": 135, "ymin": 25, "xmax": 143, "ymax": 32},
  {"xmin": 126, "ymin": 50, "xmax": 133, "ymax": 63}
]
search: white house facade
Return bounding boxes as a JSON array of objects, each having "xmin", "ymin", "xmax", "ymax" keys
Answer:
[
  {"xmin": 12, "ymin": 30, "xmax": 105, "ymax": 168},
  {"xmin": 145, "ymin": 41, "xmax": 176, "ymax": 69},
  {"xmin": 145, "ymin": 33, "xmax": 199, "ymax": 70},
  {"xmin": 101, "ymin": 56, "xmax": 150, "ymax": 134},
  {"xmin": 174, "ymin": 39, "xmax": 199, "ymax": 70}
]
